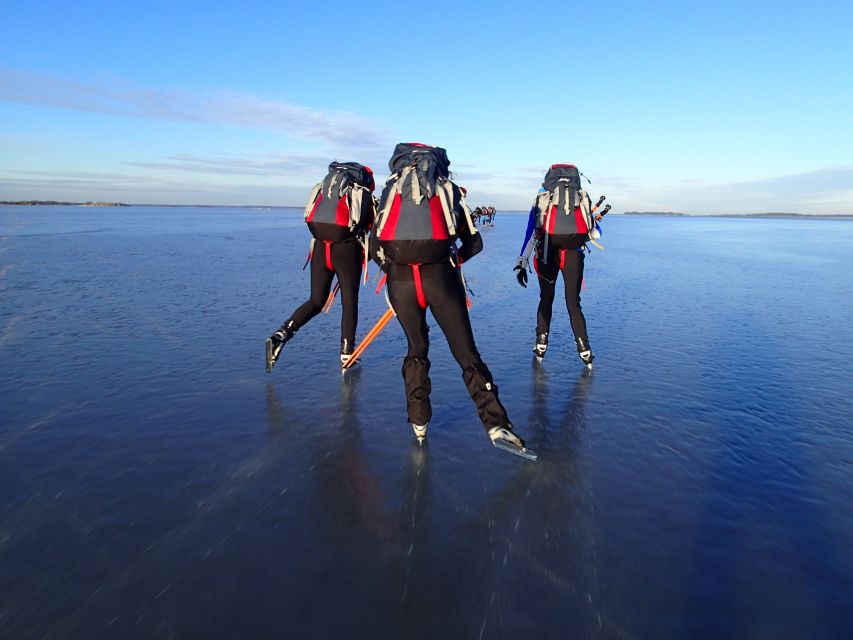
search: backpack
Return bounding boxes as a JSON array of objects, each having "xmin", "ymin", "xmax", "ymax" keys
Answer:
[
  {"xmin": 304, "ymin": 162, "xmax": 375, "ymax": 242},
  {"xmin": 374, "ymin": 143, "xmax": 476, "ymax": 265},
  {"xmin": 534, "ymin": 164, "xmax": 594, "ymax": 241}
]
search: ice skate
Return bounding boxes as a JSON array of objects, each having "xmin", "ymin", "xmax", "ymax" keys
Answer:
[
  {"xmin": 532, "ymin": 331, "xmax": 548, "ymax": 360},
  {"xmin": 339, "ymin": 337, "xmax": 356, "ymax": 369},
  {"xmin": 265, "ymin": 320, "xmax": 296, "ymax": 373},
  {"xmin": 412, "ymin": 423, "xmax": 428, "ymax": 443},
  {"xmin": 489, "ymin": 425, "xmax": 537, "ymax": 461},
  {"xmin": 576, "ymin": 337, "xmax": 594, "ymax": 370}
]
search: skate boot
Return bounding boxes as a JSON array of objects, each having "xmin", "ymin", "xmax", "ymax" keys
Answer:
[
  {"xmin": 340, "ymin": 337, "xmax": 355, "ymax": 368},
  {"xmin": 412, "ymin": 423, "xmax": 428, "ymax": 443},
  {"xmin": 532, "ymin": 331, "xmax": 549, "ymax": 359},
  {"xmin": 576, "ymin": 337, "xmax": 594, "ymax": 370},
  {"xmin": 265, "ymin": 320, "xmax": 296, "ymax": 372},
  {"xmin": 489, "ymin": 425, "xmax": 537, "ymax": 461}
]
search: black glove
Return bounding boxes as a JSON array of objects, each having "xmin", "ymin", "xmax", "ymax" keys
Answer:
[{"xmin": 513, "ymin": 265, "xmax": 528, "ymax": 288}]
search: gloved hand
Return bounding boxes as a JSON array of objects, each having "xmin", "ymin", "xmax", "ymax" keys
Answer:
[{"xmin": 513, "ymin": 256, "xmax": 529, "ymax": 288}]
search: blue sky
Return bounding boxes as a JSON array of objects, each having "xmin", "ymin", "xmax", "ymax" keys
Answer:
[{"xmin": 1, "ymin": 0, "xmax": 852, "ymax": 213}]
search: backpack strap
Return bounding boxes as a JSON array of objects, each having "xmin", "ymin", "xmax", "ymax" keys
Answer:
[
  {"xmin": 375, "ymin": 173, "xmax": 401, "ymax": 237},
  {"xmin": 348, "ymin": 184, "xmax": 366, "ymax": 231},
  {"xmin": 555, "ymin": 181, "xmax": 577, "ymax": 215},
  {"xmin": 456, "ymin": 185, "xmax": 478, "ymax": 235},
  {"xmin": 579, "ymin": 189, "xmax": 593, "ymax": 231},
  {"xmin": 326, "ymin": 173, "xmax": 336, "ymax": 198},
  {"xmin": 302, "ymin": 237, "xmax": 316, "ymax": 270},
  {"xmin": 407, "ymin": 166, "xmax": 424, "ymax": 204},
  {"xmin": 303, "ymin": 183, "xmax": 322, "ymax": 221},
  {"xmin": 435, "ymin": 179, "xmax": 458, "ymax": 237},
  {"xmin": 534, "ymin": 191, "xmax": 552, "ymax": 230}
]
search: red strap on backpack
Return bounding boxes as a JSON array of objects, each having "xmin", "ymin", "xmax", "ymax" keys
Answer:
[
  {"xmin": 324, "ymin": 241, "xmax": 333, "ymax": 271},
  {"xmin": 574, "ymin": 206, "xmax": 589, "ymax": 234},
  {"xmin": 411, "ymin": 264, "xmax": 427, "ymax": 309},
  {"xmin": 335, "ymin": 196, "xmax": 350, "ymax": 227},
  {"xmin": 375, "ymin": 273, "xmax": 387, "ymax": 294},
  {"xmin": 559, "ymin": 249, "xmax": 567, "ymax": 271},
  {"xmin": 306, "ymin": 194, "xmax": 322, "ymax": 222},
  {"xmin": 379, "ymin": 194, "xmax": 402, "ymax": 240}
]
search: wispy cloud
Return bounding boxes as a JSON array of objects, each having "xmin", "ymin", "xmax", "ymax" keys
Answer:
[
  {"xmin": 0, "ymin": 68, "xmax": 391, "ymax": 153},
  {"xmin": 0, "ymin": 168, "xmax": 309, "ymax": 205},
  {"xmin": 446, "ymin": 164, "xmax": 853, "ymax": 213},
  {"xmin": 607, "ymin": 166, "xmax": 853, "ymax": 214},
  {"xmin": 126, "ymin": 153, "xmax": 332, "ymax": 177}
]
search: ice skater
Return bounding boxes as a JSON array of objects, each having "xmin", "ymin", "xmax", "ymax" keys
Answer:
[
  {"xmin": 266, "ymin": 162, "xmax": 376, "ymax": 371},
  {"xmin": 513, "ymin": 163, "xmax": 608, "ymax": 369},
  {"xmin": 370, "ymin": 142, "xmax": 534, "ymax": 460}
]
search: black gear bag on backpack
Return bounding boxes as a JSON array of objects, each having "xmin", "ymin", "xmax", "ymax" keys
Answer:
[
  {"xmin": 374, "ymin": 143, "xmax": 476, "ymax": 265},
  {"xmin": 304, "ymin": 162, "xmax": 376, "ymax": 242},
  {"xmin": 535, "ymin": 164, "xmax": 593, "ymax": 241}
]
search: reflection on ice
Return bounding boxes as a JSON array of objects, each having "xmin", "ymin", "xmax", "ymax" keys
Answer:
[{"xmin": 0, "ymin": 207, "xmax": 851, "ymax": 638}]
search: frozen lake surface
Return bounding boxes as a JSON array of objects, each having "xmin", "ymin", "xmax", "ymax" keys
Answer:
[{"xmin": 1, "ymin": 206, "xmax": 852, "ymax": 638}]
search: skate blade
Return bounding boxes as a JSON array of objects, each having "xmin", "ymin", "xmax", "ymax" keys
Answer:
[
  {"xmin": 265, "ymin": 339, "xmax": 274, "ymax": 373},
  {"xmin": 340, "ymin": 358, "xmax": 359, "ymax": 371},
  {"xmin": 492, "ymin": 439, "xmax": 538, "ymax": 461}
]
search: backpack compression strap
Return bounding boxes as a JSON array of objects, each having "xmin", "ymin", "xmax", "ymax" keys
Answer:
[
  {"xmin": 347, "ymin": 184, "xmax": 368, "ymax": 231},
  {"xmin": 303, "ymin": 183, "xmax": 322, "ymax": 221},
  {"xmin": 375, "ymin": 173, "xmax": 401, "ymax": 238}
]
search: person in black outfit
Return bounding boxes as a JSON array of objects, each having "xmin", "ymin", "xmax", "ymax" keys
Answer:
[
  {"xmin": 266, "ymin": 162, "xmax": 375, "ymax": 370},
  {"xmin": 514, "ymin": 164, "xmax": 598, "ymax": 368},
  {"xmin": 532, "ymin": 236, "xmax": 589, "ymax": 357},
  {"xmin": 371, "ymin": 143, "xmax": 531, "ymax": 457}
]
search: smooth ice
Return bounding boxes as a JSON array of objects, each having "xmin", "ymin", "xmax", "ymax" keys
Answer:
[{"xmin": 1, "ymin": 206, "xmax": 852, "ymax": 638}]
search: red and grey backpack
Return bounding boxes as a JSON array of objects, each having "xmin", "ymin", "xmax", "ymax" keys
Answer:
[
  {"xmin": 374, "ymin": 143, "xmax": 477, "ymax": 265},
  {"xmin": 304, "ymin": 162, "xmax": 376, "ymax": 242},
  {"xmin": 534, "ymin": 164, "xmax": 594, "ymax": 240}
]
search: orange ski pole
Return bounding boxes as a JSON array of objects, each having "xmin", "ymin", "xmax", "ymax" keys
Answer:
[
  {"xmin": 322, "ymin": 280, "xmax": 340, "ymax": 314},
  {"xmin": 342, "ymin": 308, "xmax": 394, "ymax": 369}
]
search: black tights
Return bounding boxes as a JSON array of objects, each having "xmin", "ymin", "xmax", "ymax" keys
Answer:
[
  {"xmin": 387, "ymin": 261, "xmax": 509, "ymax": 431},
  {"xmin": 535, "ymin": 247, "xmax": 589, "ymax": 344},
  {"xmin": 287, "ymin": 239, "xmax": 363, "ymax": 343}
]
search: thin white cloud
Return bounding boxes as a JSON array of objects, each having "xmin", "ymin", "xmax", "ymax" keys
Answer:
[
  {"xmin": 0, "ymin": 169, "xmax": 309, "ymax": 206},
  {"xmin": 126, "ymin": 153, "xmax": 333, "ymax": 177},
  {"xmin": 608, "ymin": 166, "xmax": 853, "ymax": 214},
  {"xmin": 445, "ymin": 164, "xmax": 853, "ymax": 214},
  {"xmin": 0, "ymin": 68, "xmax": 391, "ymax": 153}
]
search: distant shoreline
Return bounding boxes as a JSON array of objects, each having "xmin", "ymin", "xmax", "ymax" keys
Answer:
[
  {"xmin": 0, "ymin": 200, "xmax": 130, "ymax": 207},
  {"xmin": 623, "ymin": 211, "xmax": 853, "ymax": 219},
  {"xmin": 2, "ymin": 202, "xmax": 851, "ymax": 219},
  {"xmin": 0, "ymin": 201, "xmax": 300, "ymax": 209}
]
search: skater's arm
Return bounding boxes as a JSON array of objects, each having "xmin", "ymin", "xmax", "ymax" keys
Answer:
[
  {"xmin": 453, "ymin": 184, "xmax": 483, "ymax": 263},
  {"xmin": 516, "ymin": 203, "xmax": 538, "ymax": 269},
  {"xmin": 368, "ymin": 230, "xmax": 384, "ymax": 268},
  {"xmin": 456, "ymin": 223, "xmax": 483, "ymax": 263}
]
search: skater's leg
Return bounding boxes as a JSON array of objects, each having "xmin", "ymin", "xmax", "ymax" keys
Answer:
[
  {"xmin": 289, "ymin": 249, "xmax": 335, "ymax": 328},
  {"xmin": 423, "ymin": 263, "xmax": 511, "ymax": 432},
  {"xmin": 561, "ymin": 250, "xmax": 593, "ymax": 366},
  {"xmin": 535, "ymin": 254, "xmax": 559, "ymax": 335},
  {"xmin": 333, "ymin": 240, "xmax": 363, "ymax": 349},
  {"xmin": 388, "ymin": 266, "xmax": 431, "ymax": 427},
  {"xmin": 534, "ymin": 252, "xmax": 559, "ymax": 356},
  {"xmin": 266, "ymin": 249, "xmax": 334, "ymax": 370},
  {"xmin": 561, "ymin": 249, "xmax": 589, "ymax": 344}
]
